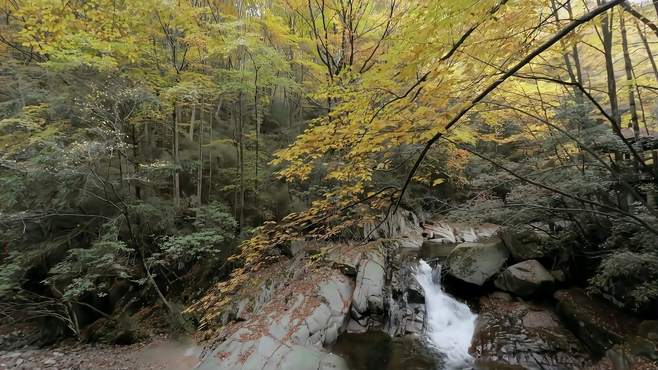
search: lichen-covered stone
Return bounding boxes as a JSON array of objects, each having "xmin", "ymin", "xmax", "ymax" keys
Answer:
[
  {"xmin": 446, "ymin": 238, "xmax": 509, "ymax": 286},
  {"xmin": 494, "ymin": 260, "xmax": 555, "ymax": 297},
  {"xmin": 472, "ymin": 295, "xmax": 591, "ymax": 370},
  {"xmin": 554, "ymin": 288, "xmax": 639, "ymax": 356},
  {"xmin": 351, "ymin": 245, "xmax": 386, "ymax": 316},
  {"xmin": 500, "ymin": 228, "xmax": 552, "ymax": 262}
]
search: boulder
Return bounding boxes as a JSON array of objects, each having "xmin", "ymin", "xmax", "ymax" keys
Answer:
[
  {"xmin": 494, "ymin": 260, "xmax": 555, "ymax": 297},
  {"xmin": 471, "ymin": 295, "xmax": 591, "ymax": 370},
  {"xmin": 500, "ymin": 228, "xmax": 551, "ymax": 261},
  {"xmin": 446, "ymin": 238, "xmax": 509, "ymax": 286},
  {"xmin": 554, "ymin": 288, "xmax": 640, "ymax": 356},
  {"xmin": 638, "ymin": 321, "xmax": 658, "ymax": 343},
  {"xmin": 351, "ymin": 245, "xmax": 386, "ymax": 317},
  {"xmin": 550, "ymin": 269, "xmax": 567, "ymax": 283},
  {"xmin": 197, "ymin": 338, "xmax": 347, "ymax": 370},
  {"xmin": 420, "ymin": 240, "xmax": 457, "ymax": 260},
  {"xmin": 384, "ymin": 242, "xmax": 428, "ymax": 337},
  {"xmin": 197, "ymin": 269, "xmax": 353, "ymax": 370}
]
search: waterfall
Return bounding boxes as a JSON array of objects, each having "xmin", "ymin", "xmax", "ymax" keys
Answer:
[{"xmin": 415, "ymin": 260, "xmax": 477, "ymax": 370}]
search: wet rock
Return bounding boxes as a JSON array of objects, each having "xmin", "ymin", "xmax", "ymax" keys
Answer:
[
  {"xmin": 586, "ymin": 344, "xmax": 658, "ymax": 370},
  {"xmin": 446, "ymin": 238, "xmax": 509, "ymax": 286},
  {"xmin": 584, "ymin": 320, "xmax": 658, "ymax": 370},
  {"xmin": 384, "ymin": 243, "xmax": 427, "ymax": 337},
  {"xmin": 639, "ymin": 321, "xmax": 658, "ymax": 342},
  {"xmin": 405, "ymin": 280, "xmax": 424, "ymax": 304},
  {"xmin": 500, "ymin": 228, "xmax": 551, "ymax": 262},
  {"xmin": 554, "ymin": 288, "xmax": 639, "ymax": 356},
  {"xmin": 627, "ymin": 335, "xmax": 658, "ymax": 361},
  {"xmin": 550, "ymin": 269, "xmax": 567, "ymax": 283},
  {"xmin": 494, "ymin": 260, "xmax": 555, "ymax": 297},
  {"xmin": 522, "ymin": 311, "xmax": 559, "ymax": 328},
  {"xmin": 472, "ymin": 295, "xmax": 591, "ymax": 370},
  {"xmin": 489, "ymin": 291, "xmax": 513, "ymax": 302}
]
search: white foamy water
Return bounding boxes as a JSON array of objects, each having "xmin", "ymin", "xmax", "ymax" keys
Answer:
[{"xmin": 415, "ymin": 260, "xmax": 477, "ymax": 370}]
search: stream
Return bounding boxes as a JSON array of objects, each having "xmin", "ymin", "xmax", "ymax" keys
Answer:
[
  {"xmin": 331, "ymin": 260, "xmax": 478, "ymax": 370},
  {"xmin": 415, "ymin": 260, "xmax": 477, "ymax": 369}
]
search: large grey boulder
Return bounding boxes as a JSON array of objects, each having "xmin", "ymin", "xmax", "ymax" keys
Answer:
[
  {"xmin": 494, "ymin": 260, "xmax": 555, "ymax": 297},
  {"xmin": 472, "ymin": 294, "xmax": 591, "ymax": 369},
  {"xmin": 351, "ymin": 245, "xmax": 386, "ymax": 317},
  {"xmin": 420, "ymin": 240, "xmax": 457, "ymax": 260},
  {"xmin": 500, "ymin": 228, "xmax": 551, "ymax": 261},
  {"xmin": 554, "ymin": 288, "xmax": 639, "ymax": 356},
  {"xmin": 198, "ymin": 338, "xmax": 346, "ymax": 370},
  {"xmin": 446, "ymin": 238, "xmax": 509, "ymax": 286},
  {"xmin": 196, "ymin": 269, "xmax": 353, "ymax": 370}
]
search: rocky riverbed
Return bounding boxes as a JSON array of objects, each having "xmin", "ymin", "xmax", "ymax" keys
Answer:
[{"xmin": 4, "ymin": 211, "xmax": 658, "ymax": 370}]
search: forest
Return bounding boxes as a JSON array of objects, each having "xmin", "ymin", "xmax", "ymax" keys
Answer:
[{"xmin": 1, "ymin": 0, "xmax": 658, "ymax": 369}]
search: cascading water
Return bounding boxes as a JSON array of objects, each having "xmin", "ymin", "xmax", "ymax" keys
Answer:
[{"xmin": 415, "ymin": 260, "xmax": 477, "ymax": 370}]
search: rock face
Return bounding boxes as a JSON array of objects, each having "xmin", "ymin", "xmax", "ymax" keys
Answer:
[
  {"xmin": 351, "ymin": 246, "xmax": 386, "ymax": 317},
  {"xmin": 384, "ymin": 245, "xmax": 427, "ymax": 337},
  {"xmin": 196, "ymin": 269, "xmax": 353, "ymax": 370},
  {"xmin": 446, "ymin": 238, "xmax": 509, "ymax": 286},
  {"xmin": 346, "ymin": 239, "xmax": 426, "ymax": 337},
  {"xmin": 494, "ymin": 260, "xmax": 555, "ymax": 297},
  {"xmin": 554, "ymin": 288, "xmax": 640, "ymax": 356},
  {"xmin": 471, "ymin": 294, "xmax": 591, "ymax": 370}
]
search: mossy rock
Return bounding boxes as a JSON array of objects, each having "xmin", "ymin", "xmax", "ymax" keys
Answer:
[
  {"xmin": 554, "ymin": 288, "xmax": 639, "ymax": 356},
  {"xmin": 446, "ymin": 237, "xmax": 509, "ymax": 286}
]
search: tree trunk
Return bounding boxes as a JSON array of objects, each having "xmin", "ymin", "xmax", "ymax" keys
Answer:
[
  {"xmin": 197, "ymin": 96, "xmax": 204, "ymax": 208},
  {"xmin": 173, "ymin": 104, "xmax": 180, "ymax": 208},
  {"xmin": 189, "ymin": 103, "xmax": 196, "ymax": 140},
  {"xmin": 131, "ymin": 124, "xmax": 142, "ymax": 200},
  {"xmin": 620, "ymin": 12, "xmax": 640, "ymax": 140},
  {"xmin": 254, "ymin": 70, "xmax": 260, "ymax": 193},
  {"xmin": 632, "ymin": 66, "xmax": 651, "ymax": 136},
  {"xmin": 566, "ymin": 1, "xmax": 584, "ymax": 106},
  {"xmin": 599, "ymin": 4, "xmax": 622, "ymax": 131},
  {"xmin": 238, "ymin": 93, "xmax": 245, "ymax": 228},
  {"xmin": 232, "ymin": 109, "xmax": 239, "ymax": 220},
  {"xmin": 208, "ymin": 101, "xmax": 214, "ymax": 202},
  {"xmin": 635, "ymin": 20, "xmax": 658, "ymax": 82}
]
